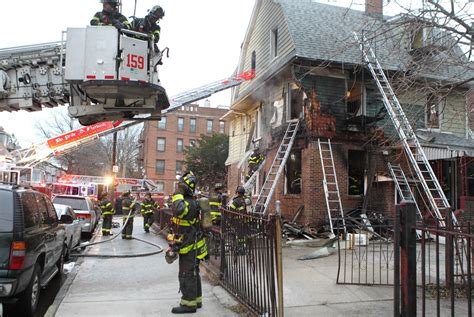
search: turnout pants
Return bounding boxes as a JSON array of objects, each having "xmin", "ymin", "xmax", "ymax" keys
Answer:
[
  {"xmin": 122, "ymin": 216, "xmax": 134, "ymax": 239},
  {"xmin": 178, "ymin": 250, "xmax": 202, "ymax": 308},
  {"xmin": 143, "ymin": 213, "xmax": 154, "ymax": 231},
  {"xmin": 102, "ymin": 214, "xmax": 113, "ymax": 235}
]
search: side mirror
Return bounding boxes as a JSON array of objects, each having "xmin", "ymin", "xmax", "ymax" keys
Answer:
[{"xmin": 60, "ymin": 214, "xmax": 74, "ymax": 224}]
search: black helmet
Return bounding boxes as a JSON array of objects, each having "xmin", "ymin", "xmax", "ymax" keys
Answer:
[
  {"xmin": 236, "ymin": 186, "xmax": 245, "ymax": 195},
  {"xmin": 101, "ymin": 0, "xmax": 118, "ymax": 13},
  {"xmin": 148, "ymin": 5, "xmax": 165, "ymax": 20},
  {"xmin": 180, "ymin": 171, "xmax": 196, "ymax": 192}
]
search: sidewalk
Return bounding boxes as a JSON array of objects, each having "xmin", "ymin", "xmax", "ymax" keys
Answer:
[{"xmin": 52, "ymin": 216, "xmax": 239, "ymax": 317}]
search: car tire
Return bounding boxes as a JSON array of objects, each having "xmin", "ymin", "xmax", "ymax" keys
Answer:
[{"xmin": 16, "ymin": 263, "xmax": 41, "ymax": 317}]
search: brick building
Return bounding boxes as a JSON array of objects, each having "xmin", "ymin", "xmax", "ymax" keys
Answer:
[
  {"xmin": 224, "ymin": 0, "xmax": 474, "ymax": 224},
  {"xmin": 140, "ymin": 104, "xmax": 229, "ymax": 196}
]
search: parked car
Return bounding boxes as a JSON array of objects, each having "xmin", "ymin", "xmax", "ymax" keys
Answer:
[
  {"xmin": 53, "ymin": 204, "xmax": 82, "ymax": 260},
  {"xmin": 0, "ymin": 184, "xmax": 72, "ymax": 316},
  {"xmin": 52, "ymin": 195, "xmax": 99, "ymax": 238}
]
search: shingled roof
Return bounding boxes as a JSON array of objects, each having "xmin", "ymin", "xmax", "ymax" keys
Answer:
[{"xmin": 276, "ymin": 0, "xmax": 472, "ymax": 82}]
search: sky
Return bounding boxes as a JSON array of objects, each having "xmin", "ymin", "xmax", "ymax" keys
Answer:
[{"xmin": 0, "ymin": 0, "xmax": 471, "ymax": 146}]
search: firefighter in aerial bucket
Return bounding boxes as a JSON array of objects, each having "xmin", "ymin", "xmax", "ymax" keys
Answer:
[
  {"xmin": 90, "ymin": 0, "xmax": 131, "ymax": 30},
  {"xmin": 166, "ymin": 171, "xmax": 208, "ymax": 314}
]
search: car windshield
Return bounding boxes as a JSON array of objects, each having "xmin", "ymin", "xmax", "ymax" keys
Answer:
[
  {"xmin": 53, "ymin": 197, "xmax": 88, "ymax": 211},
  {"xmin": 0, "ymin": 190, "xmax": 13, "ymax": 232}
]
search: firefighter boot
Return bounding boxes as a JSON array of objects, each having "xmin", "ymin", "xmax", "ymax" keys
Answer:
[{"xmin": 171, "ymin": 305, "xmax": 197, "ymax": 314}]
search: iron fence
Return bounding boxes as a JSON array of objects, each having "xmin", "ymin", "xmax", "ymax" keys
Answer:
[
  {"xmin": 206, "ymin": 207, "xmax": 283, "ymax": 316},
  {"xmin": 336, "ymin": 214, "xmax": 396, "ymax": 285}
]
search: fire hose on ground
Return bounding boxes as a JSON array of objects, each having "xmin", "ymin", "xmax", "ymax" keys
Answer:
[{"xmin": 70, "ymin": 205, "xmax": 167, "ymax": 258}]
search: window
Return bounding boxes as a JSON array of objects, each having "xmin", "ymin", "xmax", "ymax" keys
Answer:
[
  {"xmin": 177, "ymin": 139, "xmax": 184, "ymax": 153},
  {"xmin": 219, "ymin": 121, "xmax": 225, "ymax": 134},
  {"xmin": 271, "ymin": 28, "xmax": 278, "ymax": 58},
  {"xmin": 411, "ymin": 26, "xmax": 449, "ymax": 50},
  {"xmin": 155, "ymin": 160, "xmax": 165, "ymax": 175},
  {"xmin": 426, "ymin": 94, "xmax": 441, "ymax": 129},
  {"xmin": 346, "ymin": 82, "xmax": 365, "ymax": 116},
  {"xmin": 158, "ymin": 117, "xmax": 167, "ymax": 129},
  {"xmin": 156, "ymin": 138, "xmax": 166, "ymax": 152},
  {"xmin": 467, "ymin": 160, "xmax": 474, "ymax": 196},
  {"xmin": 176, "ymin": 161, "xmax": 184, "ymax": 174},
  {"xmin": 251, "ymin": 50, "xmax": 256, "ymax": 71},
  {"xmin": 348, "ymin": 150, "xmax": 365, "ymax": 195},
  {"xmin": 21, "ymin": 192, "xmax": 40, "ymax": 228},
  {"xmin": 207, "ymin": 120, "xmax": 213, "ymax": 133},
  {"xmin": 285, "ymin": 150, "xmax": 302, "ymax": 194},
  {"xmin": 178, "ymin": 117, "xmax": 184, "ymax": 132},
  {"xmin": 156, "ymin": 182, "xmax": 165, "ymax": 193},
  {"xmin": 189, "ymin": 139, "xmax": 196, "ymax": 147},
  {"xmin": 190, "ymin": 118, "xmax": 197, "ymax": 133},
  {"xmin": 36, "ymin": 195, "xmax": 51, "ymax": 225},
  {"xmin": 45, "ymin": 198, "xmax": 58, "ymax": 224}
]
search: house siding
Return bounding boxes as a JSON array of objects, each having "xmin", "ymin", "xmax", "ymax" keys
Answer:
[{"xmin": 236, "ymin": 0, "xmax": 294, "ymax": 97}]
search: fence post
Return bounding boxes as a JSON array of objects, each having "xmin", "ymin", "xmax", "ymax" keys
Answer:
[
  {"xmin": 400, "ymin": 200, "xmax": 417, "ymax": 317},
  {"xmin": 394, "ymin": 204, "xmax": 400, "ymax": 317},
  {"xmin": 445, "ymin": 210, "xmax": 453, "ymax": 291},
  {"xmin": 275, "ymin": 201, "xmax": 284, "ymax": 317}
]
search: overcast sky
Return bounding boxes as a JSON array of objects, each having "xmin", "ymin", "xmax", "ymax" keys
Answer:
[{"xmin": 0, "ymin": 0, "xmax": 470, "ymax": 146}]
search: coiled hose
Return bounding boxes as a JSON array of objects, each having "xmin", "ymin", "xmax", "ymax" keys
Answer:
[{"xmin": 70, "ymin": 208, "xmax": 167, "ymax": 258}]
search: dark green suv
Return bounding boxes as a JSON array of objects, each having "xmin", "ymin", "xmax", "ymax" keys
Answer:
[{"xmin": 0, "ymin": 185, "xmax": 70, "ymax": 316}]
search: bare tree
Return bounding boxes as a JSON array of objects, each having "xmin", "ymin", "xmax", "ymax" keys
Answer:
[
  {"xmin": 34, "ymin": 108, "xmax": 109, "ymax": 175},
  {"xmin": 101, "ymin": 124, "xmax": 143, "ymax": 178}
]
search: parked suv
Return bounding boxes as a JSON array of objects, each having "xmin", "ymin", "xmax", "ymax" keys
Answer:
[
  {"xmin": 52, "ymin": 195, "xmax": 100, "ymax": 238},
  {"xmin": 0, "ymin": 185, "xmax": 70, "ymax": 316}
]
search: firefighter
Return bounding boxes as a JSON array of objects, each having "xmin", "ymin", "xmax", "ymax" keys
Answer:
[
  {"xmin": 132, "ymin": 5, "xmax": 164, "ymax": 45},
  {"xmin": 169, "ymin": 171, "xmax": 208, "ymax": 314},
  {"xmin": 141, "ymin": 192, "xmax": 158, "ymax": 233},
  {"xmin": 246, "ymin": 147, "xmax": 264, "ymax": 181},
  {"xmin": 99, "ymin": 192, "xmax": 115, "ymax": 236},
  {"xmin": 209, "ymin": 183, "xmax": 224, "ymax": 225},
  {"xmin": 121, "ymin": 191, "xmax": 136, "ymax": 239},
  {"xmin": 90, "ymin": 0, "xmax": 131, "ymax": 30},
  {"xmin": 229, "ymin": 186, "xmax": 247, "ymax": 213}
]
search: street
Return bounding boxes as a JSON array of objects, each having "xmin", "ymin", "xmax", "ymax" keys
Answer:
[{"xmin": 46, "ymin": 216, "xmax": 239, "ymax": 317}]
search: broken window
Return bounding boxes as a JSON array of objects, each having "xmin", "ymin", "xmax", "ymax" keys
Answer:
[
  {"xmin": 348, "ymin": 150, "xmax": 365, "ymax": 196},
  {"xmin": 285, "ymin": 149, "xmax": 302, "ymax": 194},
  {"xmin": 270, "ymin": 99, "xmax": 284, "ymax": 128},
  {"xmin": 467, "ymin": 160, "xmax": 474, "ymax": 196},
  {"xmin": 270, "ymin": 28, "xmax": 278, "ymax": 59},
  {"xmin": 426, "ymin": 94, "xmax": 441, "ymax": 129},
  {"xmin": 288, "ymin": 86, "xmax": 304, "ymax": 120},
  {"xmin": 346, "ymin": 82, "xmax": 365, "ymax": 116}
]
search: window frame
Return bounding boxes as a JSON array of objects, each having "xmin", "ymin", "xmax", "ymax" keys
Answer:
[
  {"xmin": 219, "ymin": 121, "xmax": 225, "ymax": 134},
  {"xmin": 190, "ymin": 118, "xmax": 197, "ymax": 133},
  {"xmin": 155, "ymin": 160, "xmax": 165, "ymax": 175},
  {"xmin": 270, "ymin": 27, "xmax": 278, "ymax": 59},
  {"xmin": 158, "ymin": 117, "xmax": 167, "ymax": 130},
  {"xmin": 177, "ymin": 117, "xmax": 184, "ymax": 132},
  {"xmin": 156, "ymin": 137, "xmax": 166, "ymax": 152},
  {"xmin": 206, "ymin": 119, "xmax": 213, "ymax": 134}
]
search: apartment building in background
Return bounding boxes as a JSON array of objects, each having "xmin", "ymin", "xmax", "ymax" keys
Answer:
[{"xmin": 140, "ymin": 104, "xmax": 229, "ymax": 197}]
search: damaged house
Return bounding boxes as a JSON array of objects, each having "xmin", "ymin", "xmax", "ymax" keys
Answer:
[{"xmin": 223, "ymin": 0, "xmax": 474, "ymax": 226}]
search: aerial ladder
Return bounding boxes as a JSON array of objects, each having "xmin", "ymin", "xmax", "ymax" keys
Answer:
[
  {"xmin": 6, "ymin": 70, "xmax": 255, "ymax": 168},
  {"xmin": 0, "ymin": 27, "xmax": 169, "ymax": 125},
  {"xmin": 354, "ymin": 32, "xmax": 453, "ymax": 228}
]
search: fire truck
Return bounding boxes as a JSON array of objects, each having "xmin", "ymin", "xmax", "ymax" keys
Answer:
[{"xmin": 0, "ymin": 26, "xmax": 169, "ymax": 126}]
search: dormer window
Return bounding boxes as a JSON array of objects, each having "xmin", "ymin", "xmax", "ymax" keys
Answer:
[{"xmin": 411, "ymin": 26, "xmax": 449, "ymax": 51}]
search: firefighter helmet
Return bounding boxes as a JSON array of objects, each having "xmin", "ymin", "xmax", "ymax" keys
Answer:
[
  {"xmin": 101, "ymin": 0, "xmax": 119, "ymax": 11},
  {"xmin": 180, "ymin": 171, "xmax": 196, "ymax": 191},
  {"xmin": 214, "ymin": 183, "xmax": 223, "ymax": 190},
  {"xmin": 148, "ymin": 5, "xmax": 165, "ymax": 20},
  {"xmin": 236, "ymin": 186, "xmax": 245, "ymax": 195}
]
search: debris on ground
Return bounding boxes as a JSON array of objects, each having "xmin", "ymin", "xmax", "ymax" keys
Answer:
[{"xmin": 297, "ymin": 246, "xmax": 336, "ymax": 260}]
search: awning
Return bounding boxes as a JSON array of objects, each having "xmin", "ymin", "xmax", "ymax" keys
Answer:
[{"xmin": 422, "ymin": 146, "xmax": 472, "ymax": 160}]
